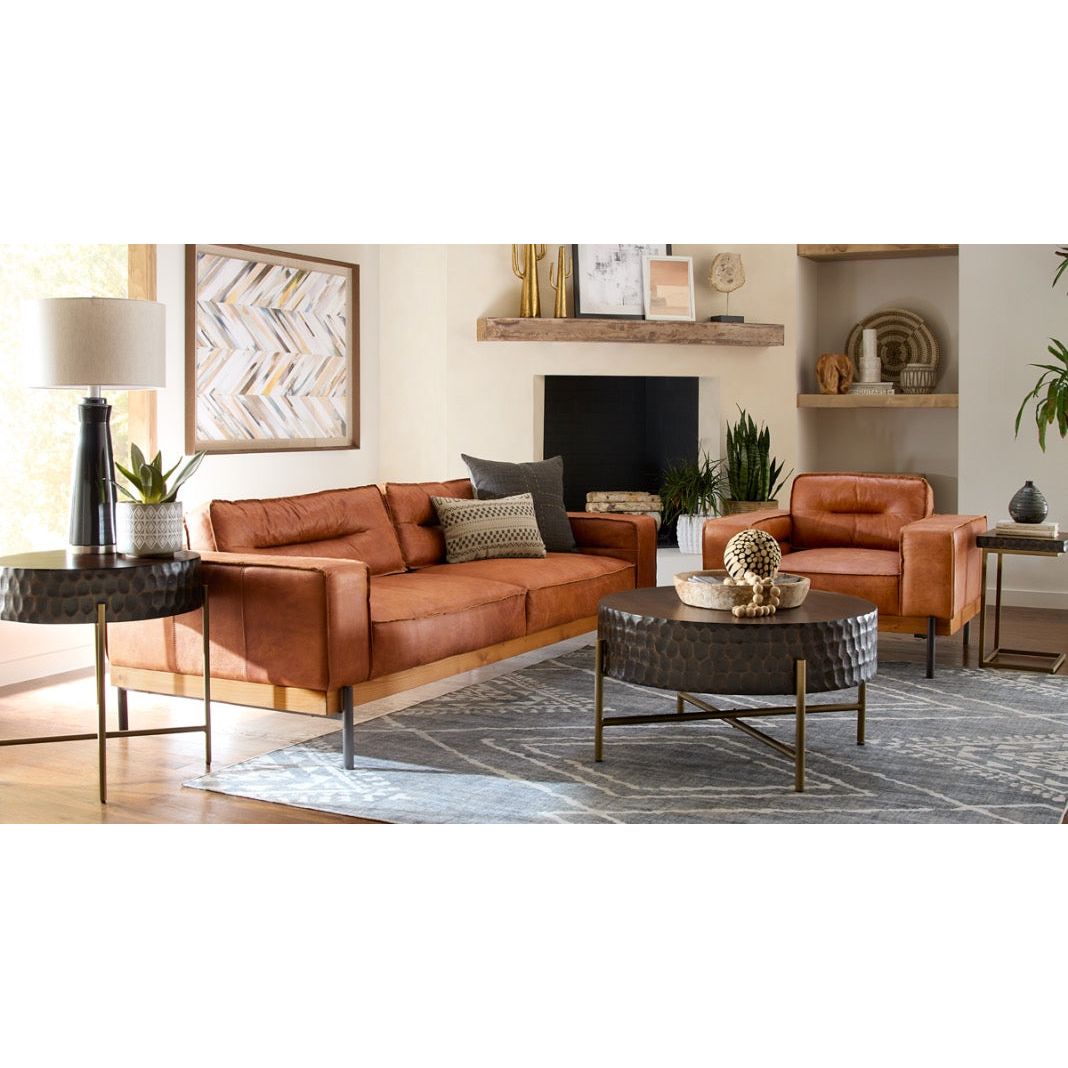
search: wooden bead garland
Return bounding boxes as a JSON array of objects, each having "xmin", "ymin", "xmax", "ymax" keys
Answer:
[{"xmin": 722, "ymin": 529, "xmax": 783, "ymax": 618}]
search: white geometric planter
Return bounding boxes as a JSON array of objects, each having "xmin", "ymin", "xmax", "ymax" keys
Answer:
[
  {"xmin": 675, "ymin": 514, "xmax": 713, "ymax": 555},
  {"xmin": 116, "ymin": 501, "xmax": 184, "ymax": 558}
]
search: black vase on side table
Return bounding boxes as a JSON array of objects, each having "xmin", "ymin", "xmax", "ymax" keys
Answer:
[{"xmin": 1008, "ymin": 480, "xmax": 1049, "ymax": 523}]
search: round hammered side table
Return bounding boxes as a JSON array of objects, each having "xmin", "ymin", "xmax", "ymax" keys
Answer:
[
  {"xmin": 595, "ymin": 587, "xmax": 878, "ymax": 791},
  {"xmin": 0, "ymin": 549, "xmax": 211, "ymax": 803}
]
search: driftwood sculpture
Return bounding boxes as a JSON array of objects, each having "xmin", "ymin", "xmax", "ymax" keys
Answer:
[{"xmin": 816, "ymin": 353, "xmax": 855, "ymax": 395}]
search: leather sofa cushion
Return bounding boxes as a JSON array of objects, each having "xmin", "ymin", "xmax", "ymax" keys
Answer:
[
  {"xmin": 369, "ymin": 571, "xmax": 526, "ymax": 677},
  {"xmin": 790, "ymin": 473, "xmax": 933, "ymax": 551},
  {"xmin": 208, "ymin": 485, "xmax": 407, "ymax": 576},
  {"xmin": 419, "ymin": 553, "xmax": 634, "ymax": 632},
  {"xmin": 385, "ymin": 479, "xmax": 474, "ymax": 568},
  {"xmin": 784, "ymin": 547, "xmax": 900, "ymax": 615}
]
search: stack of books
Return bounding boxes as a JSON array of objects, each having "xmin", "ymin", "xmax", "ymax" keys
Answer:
[{"xmin": 995, "ymin": 519, "xmax": 1061, "ymax": 539}]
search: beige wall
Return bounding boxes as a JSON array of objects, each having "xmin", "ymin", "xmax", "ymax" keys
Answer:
[
  {"xmin": 797, "ymin": 253, "xmax": 960, "ymax": 510},
  {"xmin": 439, "ymin": 244, "xmax": 800, "ymax": 488},
  {"xmin": 960, "ymin": 245, "xmax": 1068, "ymax": 608}
]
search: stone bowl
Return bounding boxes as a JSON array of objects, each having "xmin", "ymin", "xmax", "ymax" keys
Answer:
[{"xmin": 673, "ymin": 569, "xmax": 811, "ymax": 611}]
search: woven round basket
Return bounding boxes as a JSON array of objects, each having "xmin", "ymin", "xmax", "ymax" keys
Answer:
[{"xmin": 845, "ymin": 308, "xmax": 939, "ymax": 387}]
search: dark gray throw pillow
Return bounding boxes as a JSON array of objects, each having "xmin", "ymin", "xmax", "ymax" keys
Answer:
[{"xmin": 461, "ymin": 453, "xmax": 576, "ymax": 552}]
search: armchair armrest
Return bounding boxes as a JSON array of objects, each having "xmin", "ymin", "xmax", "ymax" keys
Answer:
[
  {"xmin": 900, "ymin": 514, "xmax": 987, "ymax": 622},
  {"xmin": 567, "ymin": 512, "xmax": 658, "ymax": 588},
  {"xmin": 702, "ymin": 510, "xmax": 793, "ymax": 569},
  {"xmin": 108, "ymin": 551, "xmax": 372, "ymax": 692}
]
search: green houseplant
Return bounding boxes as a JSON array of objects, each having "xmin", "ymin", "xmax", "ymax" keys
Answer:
[
  {"xmin": 723, "ymin": 407, "xmax": 791, "ymax": 514},
  {"xmin": 1014, "ymin": 246, "xmax": 1068, "ymax": 450},
  {"xmin": 114, "ymin": 445, "xmax": 205, "ymax": 557},
  {"xmin": 660, "ymin": 451, "xmax": 729, "ymax": 554}
]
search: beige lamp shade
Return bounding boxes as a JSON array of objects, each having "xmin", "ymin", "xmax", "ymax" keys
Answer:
[{"xmin": 24, "ymin": 296, "xmax": 166, "ymax": 389}]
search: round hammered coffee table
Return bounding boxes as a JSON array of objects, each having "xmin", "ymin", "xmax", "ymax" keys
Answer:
[{"xmin": 595, "ymin": 587, "xmax": 878, "ymax": 791}]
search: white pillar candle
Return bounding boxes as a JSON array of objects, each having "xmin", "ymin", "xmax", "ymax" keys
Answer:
[{"xmin": 862, "ymin": 328, "xmax": 878, "ymax": 361}]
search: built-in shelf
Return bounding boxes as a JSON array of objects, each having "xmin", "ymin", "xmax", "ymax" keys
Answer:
[
  {"xmin": 797, "ymin": 244, "xmax": 958, "ymax": 262},
  {"xmin": 476, "ymin": 317, "xmax": 784, "ymax": 347},
  {"xmin": 797, "ymin": 393, "xmax": 959, "ymax": 409}
]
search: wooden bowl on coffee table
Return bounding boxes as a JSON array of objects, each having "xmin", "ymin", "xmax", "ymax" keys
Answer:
[{"xmin": 673, "ymin": 569, "xmax": 811, "ymax": 611}]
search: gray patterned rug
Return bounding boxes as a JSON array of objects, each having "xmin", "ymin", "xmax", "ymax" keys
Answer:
[{"xmin": 185, "ymin": 649, "xmax": 1068, "ymax": 823}]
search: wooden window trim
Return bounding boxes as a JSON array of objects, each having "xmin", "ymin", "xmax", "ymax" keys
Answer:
[{"xmin": 127, "ymin": 244, "xmax": 159, "ymax": 455}]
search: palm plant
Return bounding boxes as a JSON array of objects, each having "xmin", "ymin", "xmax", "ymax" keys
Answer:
[
  {"xmin": 115, "ymin": 444, "xmax": 205, "ymax": 504},
  {"xmin": 725, "ymin": 407, "xmax": 790, "ymax": 502},
  {"xmin": 1015, "ymin": 246, "xmax": 1068, "ymax": 451},
  {"xmin": 660, "ymin": 451, "xmax": 729, "ymax": 523}
]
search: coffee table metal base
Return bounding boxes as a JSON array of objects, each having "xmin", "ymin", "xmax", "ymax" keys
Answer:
[{"xmin": 593, "ymin": 640, "xmax": 867, "ymax": 792}]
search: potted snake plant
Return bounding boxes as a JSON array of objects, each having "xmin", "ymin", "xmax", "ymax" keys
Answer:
[
  {"xmin": 114, "ymin": 445, "xmax": 205, "ymax": 557},
  {"xmin": 723, "ymin": 407, "xmax": 791, "ymax": 515}
]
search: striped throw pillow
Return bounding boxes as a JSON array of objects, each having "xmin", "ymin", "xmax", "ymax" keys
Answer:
[{"xmin": 431, "ymin": 493, "xmax": 547, "ymax": 564}]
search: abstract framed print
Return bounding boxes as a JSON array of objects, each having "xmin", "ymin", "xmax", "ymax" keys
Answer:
[
  {"xmin": 185, "ymin": 244, "xmax": 359, "ymax": 453},
  {"xmin": 572, "ymin": 244, "xmax": 671, "ymax": 318},
  {"xmin": 642, "ymin": 254, "xmax": 695, "ymax": 322}
]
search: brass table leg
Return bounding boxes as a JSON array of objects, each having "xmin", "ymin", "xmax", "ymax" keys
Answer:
[
  {"xmin": 202, "ymin": 584, "xmax": 212, "ymax": 769},
  {"xmin": 978, "ymin": 548, "xmax": 988, "ymax": 663},
  {"xmin": 594, "ymin": 638, "xmax": 604, "ymax": 762},
  {"xmin": 96, "ymin": 603, "xmax": 108, "ymax": 804},
  {"xmin": 857, "ymin": 680, "xmax": 866, "ymax": 746},
  {"xmin": 993, "ymin": 551, "xmax": 1003, "ymax": 651},
  {"xmin": 795, "ymin": 658, "xmax": 806, "ymax": 793}
]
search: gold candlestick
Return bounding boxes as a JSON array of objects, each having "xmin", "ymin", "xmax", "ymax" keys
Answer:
[
  {"xmin": 511, "ymin": 244, "xmax": 546, "ymax": 317},
  {"xmin": 549, "ymin": 246, "xmax": 572, "ymax": 318}
]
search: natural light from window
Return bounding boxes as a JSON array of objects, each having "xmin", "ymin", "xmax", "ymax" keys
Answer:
[{"xmin": 0, "ymin": 245, "xmax": 129, "ymax": 555}]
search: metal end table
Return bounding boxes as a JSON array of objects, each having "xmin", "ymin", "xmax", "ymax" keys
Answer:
[
  {"xmin": 0, "ymin": 550, "xmax": 211, "ymax": 802},
  {"xmin": 975, "ymin": 531, "xmax": 1068, "ymax": 673}
]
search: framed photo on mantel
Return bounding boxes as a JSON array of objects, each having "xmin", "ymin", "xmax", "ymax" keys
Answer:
[
  {"xmin": 572, "ymin": 244, "xmax": 671, "ymax": 319},
  {"xmin": 185, "ymin": 243, "xmax": 359, "ymax": 454}
]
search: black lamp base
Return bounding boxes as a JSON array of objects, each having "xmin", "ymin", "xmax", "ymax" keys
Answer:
[{"xmin": 70, "ymin": 396, "xmax": 117, "ymax": 553}]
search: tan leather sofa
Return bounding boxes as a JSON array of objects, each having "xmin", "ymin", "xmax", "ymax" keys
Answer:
[
  {"xmin": 109, "ymin": 479, "xmax": 656, "ymax": 767},
  {"xmin": 702, "ymin": 473, "xmax": 986, "ymax": 678}
]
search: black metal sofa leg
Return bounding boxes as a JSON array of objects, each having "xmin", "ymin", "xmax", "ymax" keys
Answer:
[
  {"xmin": 341, "ymin": 686, "xmax": 355, "ymax": 769},
  {"xmin": 926, "ymin": 617, "xmax": 936, "ymax": 679},
  {"xmin": 962, "ymin": 620, "xmax": 970, "ymax": 664}
]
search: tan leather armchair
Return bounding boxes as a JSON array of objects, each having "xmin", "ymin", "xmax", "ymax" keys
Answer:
[{"xmin": 702, "ymin": 473, "xmax": 986, "ymax": 677}]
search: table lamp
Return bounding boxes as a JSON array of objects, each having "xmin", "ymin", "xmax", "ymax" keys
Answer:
[{"xmin": 24, "ymin": 297, "xmax": 166, "ymax": 554}]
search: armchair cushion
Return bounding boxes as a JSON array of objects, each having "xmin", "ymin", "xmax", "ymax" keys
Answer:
[
  {"xmin": 782, "ymin": 548, "xmax": 901, "ymax": 616},
  {"xmin": 790, "ymin": 473, "xmax": 933, "ymax": 551}
]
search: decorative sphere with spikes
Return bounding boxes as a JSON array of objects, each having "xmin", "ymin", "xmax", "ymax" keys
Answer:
[{"xmin": 724, "ymin": 528, "xmax": 781, "ymax": 582}]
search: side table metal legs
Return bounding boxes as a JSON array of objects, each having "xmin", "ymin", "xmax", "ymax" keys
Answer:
[
  {"xmin": 96, "ymin": 604, "xmax": 108, "ymax": 802},
  {"xmin": 978, "ymin": 549, "xmax": 1067, "ymax": 673},
  {"xmin": 594, "ymin": 649, "xmax": 868, "ymax": 793}
]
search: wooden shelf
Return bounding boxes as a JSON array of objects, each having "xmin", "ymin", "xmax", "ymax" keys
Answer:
[
  {"xmin": 476, "ymin": 317, "xmax": 784, "ymax": 347},
  {"xmin": 797, "ymin": 244, "xmax": 958, "ymax": 262},
  {"xmin": 798, "ymin": 393, "xmax": 959, "ymax": 409}
]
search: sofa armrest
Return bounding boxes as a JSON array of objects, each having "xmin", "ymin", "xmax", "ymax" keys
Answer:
[
  {"xmin": 108, "ymin": 551, "xmax": 372, "ymax": 692},
  {"xmin": 567, "ymin": 512, "xmax": 658, "ymax": 588},
  {"xmin": 702, "ymin": 510, "xmax": 793, "ymax": 569},
  {"xmin": 900, "ymin": 514, "xmax": 987, "ymax": 622}
]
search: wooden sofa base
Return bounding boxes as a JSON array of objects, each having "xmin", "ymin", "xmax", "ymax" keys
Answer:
[{"xmin": 110, "ymin": 614, "xmax": 598, "ymax": 719}]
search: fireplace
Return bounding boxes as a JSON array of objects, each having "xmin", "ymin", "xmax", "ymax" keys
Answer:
[{"xmin": 541, "ymin": 375, "xmax": 716, "ymax": 543}]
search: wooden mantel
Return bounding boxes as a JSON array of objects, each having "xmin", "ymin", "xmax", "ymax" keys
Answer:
[
  {"xmin": 476, "ymin": 317, "xmax": 784, "ymax": 347},
  {"xmin": 797, "ymin": 244, "xmax": 958, "ymax": 262}
]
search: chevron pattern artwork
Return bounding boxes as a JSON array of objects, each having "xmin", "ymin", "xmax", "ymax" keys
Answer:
[{"xmin": 189, "ymin": 245, "xmax": 357, "ymax": 452}]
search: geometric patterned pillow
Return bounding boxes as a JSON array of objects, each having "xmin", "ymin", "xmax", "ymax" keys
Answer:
[{"xmin": 430, "ymin": 493, "xmax": 547, "ymax": 564}]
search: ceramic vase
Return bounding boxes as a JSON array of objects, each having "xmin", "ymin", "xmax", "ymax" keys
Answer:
[
  {"xmin": 675, "ymin": 514, "xmax": 713, "ymax": 555},
  {"xmin": 116, "ymin": 501, "xmax": 184, "ymax": 557},
  {"xmin": 1007, "ymin": 481, "xmax": 1048, "ymax": 524}
]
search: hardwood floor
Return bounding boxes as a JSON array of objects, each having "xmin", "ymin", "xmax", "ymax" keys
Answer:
[{"xmin": 2, "ymin": 606, "xmax": 1066, "ymax": 823}]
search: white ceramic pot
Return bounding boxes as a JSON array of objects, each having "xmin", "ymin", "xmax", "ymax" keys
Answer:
[
  {"xmin": 116, "ymin": 501, "xmax": 184, "ymax": 557},
  {"xmin": 675, "ymin": 514, "xmax": 713, "ymax": 555}
]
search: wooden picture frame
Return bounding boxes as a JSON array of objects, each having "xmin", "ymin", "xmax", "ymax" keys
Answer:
[
  {"xmin": 185, "ymin": 244, "xmax": 359, "ymax": 454},
  {"xmin": 572, "ymin": 244, "xmax": 671, "ymax": 319},
  {"xmin": 642, "ymin": 254, "xmax": 695, "ymax": 322}
]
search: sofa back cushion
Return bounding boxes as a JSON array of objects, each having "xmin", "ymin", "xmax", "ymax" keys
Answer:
[
  {"xmin": 385, "ymin": 478, "xmax": 475, "ymax": 568},
  {"xmin": 207, "ymin": 485, "xmax": 407, "ymax": 575},
  {"xmin": 790, "ymin": 473, "xmax": 933, "ymax": 551}
]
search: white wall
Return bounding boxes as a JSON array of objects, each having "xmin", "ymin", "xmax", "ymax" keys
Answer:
[{"xmin": 960, "ymin": 245, "xmax": 1068, "ymax": 608}]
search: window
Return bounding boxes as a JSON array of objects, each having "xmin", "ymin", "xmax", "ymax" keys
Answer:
[{"xmin": 0, "ymin": 245, "xmax": 130, "ymax": 555}]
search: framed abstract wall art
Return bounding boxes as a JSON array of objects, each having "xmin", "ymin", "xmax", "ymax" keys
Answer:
[
  {"xmin": 571, "ymin": 244, "xmax": 671, "ymax": 318},
  {"xmin": 185, "ymin": 244, "xmax": 359, "ymax": 453},
  {"xmin": 642, "ymin": 254, "xmax": 695, "ymax": 322}
]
